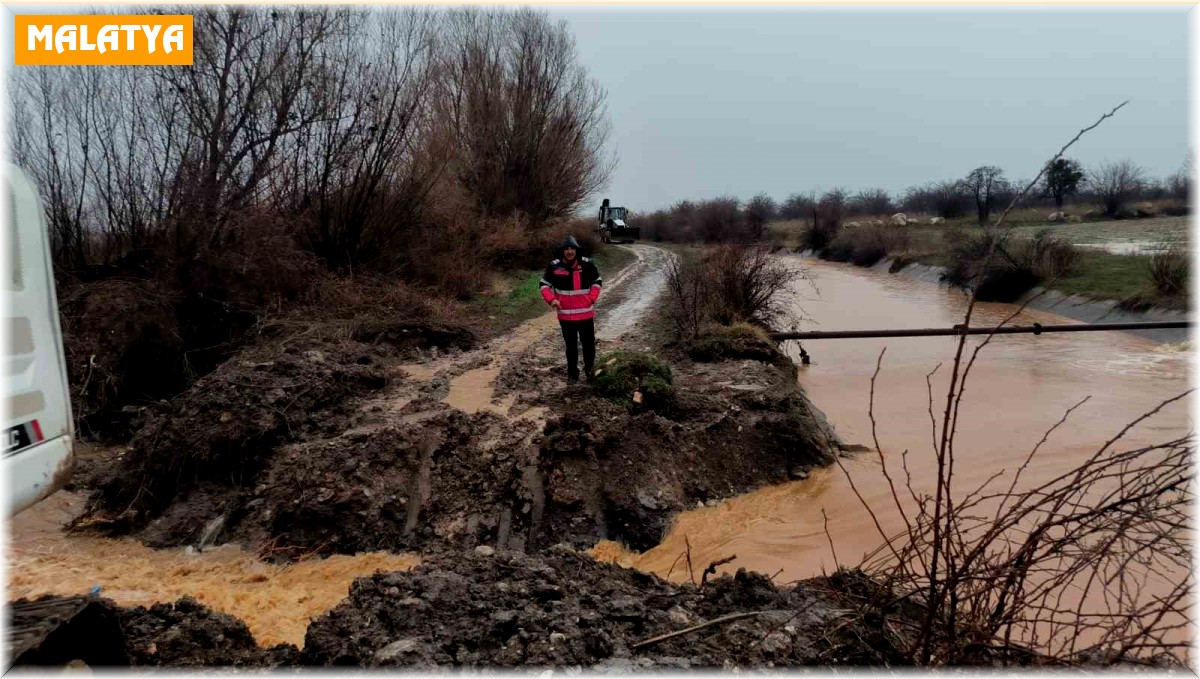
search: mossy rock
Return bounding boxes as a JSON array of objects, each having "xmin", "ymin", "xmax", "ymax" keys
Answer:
[{"xmin": 592, "ymin": 351, "xmax": 674, "ymax": 409}]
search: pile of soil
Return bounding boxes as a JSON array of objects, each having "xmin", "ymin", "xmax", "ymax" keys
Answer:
[
  {"xmin": 11, "ymin": 554, "xmax": 911, "ymax": 669},
  {"xmin": 59, "ymin": 279, "xmax": 188, "ymax": 440},
  {"xmin": 538, "ymin": 358, "xmax": 839, "ymax": 551},
  {"xmin": 118, "ymin": 597, "xmax": 298, "ymax": 667},
  {"xmin": 72, "ymin": 320, "xmax": 838, "ymax": 565},
  {"xmin": 8, "ymin": 595, "xmax": 298, "ymax": 668},
  {"xmin": 75, "ymin": 336, "xmax": 393, "ymax": 543},
  {"xmin": 229, "ymin": 410, "xmax": 542, "ymax": 559},
  {"xmin": 302, "ymin": 547, "xmax": 905, "ymax": 668}
]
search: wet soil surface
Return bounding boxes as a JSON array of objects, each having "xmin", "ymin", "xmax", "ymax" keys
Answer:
[
  {"xmin": 71, "ymin": 245, "xmax": 837, "ymax": 562},
  {"xmin": 12, "ymin": 552, "xmax": 910, "ymax": 669},
  {"xmin": 301, "ymin": 548, "xmax": 903, "ymax": 669},
  {"xmin": 30, "ymin": 245, "xmax": 858, "ymax": 667}
]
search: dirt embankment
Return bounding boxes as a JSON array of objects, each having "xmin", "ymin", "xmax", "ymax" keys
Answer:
[
  {"xmin": 301, "ymin": 547, "xmax": 905, "ymax": 668},
  {"xmin": 12, "ymin": 550, "xmax": 911, "ymax": 669},
  {"xmin": 34, "ymin": 244, "xmax": 865, "ymax": 669},
  {"xmin": 72, "ymin": 245, "xmax": 839, "ymax": 563}
]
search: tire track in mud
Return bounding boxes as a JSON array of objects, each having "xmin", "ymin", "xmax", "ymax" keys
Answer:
[{"xmin": 328, "ymin": 245, "xmax": 672, "ymax": 554}]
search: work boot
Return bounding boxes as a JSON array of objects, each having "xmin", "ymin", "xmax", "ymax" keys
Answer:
[
  {"xmin": 567, "ymin": 373, "xmax": 579, "ymax": 385},
  {"xmin": 584, "ymin": 367, "xmax": 594, "ymax": 383}
]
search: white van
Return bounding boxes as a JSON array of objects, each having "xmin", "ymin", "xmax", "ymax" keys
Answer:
[{"xmin": 4, "ymin": 164, "xmax": 74, "ymax": 515}]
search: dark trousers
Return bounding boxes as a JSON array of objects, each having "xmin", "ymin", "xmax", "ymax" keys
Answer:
[{"xmin": 560, "ymin": 319, "xmax": 595, "ymax": 379}]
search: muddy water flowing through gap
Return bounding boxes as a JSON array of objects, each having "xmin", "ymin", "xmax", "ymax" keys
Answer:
[
  {"xmin": 7, "ymin": 490, "xmax": 418, "ymax": 647},
  {"xmin": 606, "ymin": 256, "xmax": 1191, "ymax": 599}
]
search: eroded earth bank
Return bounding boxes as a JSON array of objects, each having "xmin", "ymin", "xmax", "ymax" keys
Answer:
[{"xmin": 11, "ymin": 244, "xmax": 885, "ymax": 669}]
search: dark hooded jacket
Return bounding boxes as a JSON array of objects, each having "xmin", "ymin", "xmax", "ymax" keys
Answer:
[{"xmin": 540, "ymin": 236, "xmax": 602, "ymax": 321}]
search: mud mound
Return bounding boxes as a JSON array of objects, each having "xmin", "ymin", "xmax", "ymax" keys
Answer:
[
  {"xmin": 539, "ymin": 361, "xmax": 839, "ymax": 552},
  {"xmin": 7, "ymin": 595, "xmax": 297, "ymax": 668},
  {"xmin": 231, "ymin": 410, "xmax": 539, "ymax": 559},
  {"xmin": 685, "ymin": 323, "xmax": 791, "ymax": 369},
  {"xmin": 302, "ymin": 548, "xmax": 894, "ymax": 668},
  {"xmin": 59, "ymin": 279, "xmax": 186, "ymax": 440},
  {"xmin": 76, "ymin": 338, "xmax": 389, "ymax": 541},
  {"xmin": 119, "ymin": 597, "xmax": 298, "ymax": 667}
]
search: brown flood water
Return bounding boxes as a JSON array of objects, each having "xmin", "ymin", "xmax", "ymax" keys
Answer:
[
  {"xmin": 599, "ymin": 256, "xmax": 1191, "ymax": 590},
  {"xmin": 6, "ymin": 490, "xmax": 418, "ymax": 647}
]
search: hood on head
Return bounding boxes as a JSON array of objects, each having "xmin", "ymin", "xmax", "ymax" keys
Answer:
[{"xmin": 557, "ymin": 235, "xmax": 581, "ymax": 259}]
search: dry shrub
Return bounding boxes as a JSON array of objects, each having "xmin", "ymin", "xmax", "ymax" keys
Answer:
[
  {"xmin": 841, "ymin": 106, "xmax": 1189, "ymax": 667},
  {"xmin": 1012, "ymin": 229, "xmax": 1081, "ymax": 280},
  {"xmin": 1149, "ymin": 240, "xmax": 1188, "ymax": 296},
  {"xmin": 184, "ymin": 208, "xmax": 319, "ymax": 311},
  {"xmin": 848, "ymin": 352, "xmax": 1191, "ymax": 666},
  {"xmin": 665, "ymin": 245, "xmax": 797, "ymax": 340},
  {"xmin": 304, "ymin": 275, "xmax": 436, "ymax": 320},
  {"xmin": 824, "ymin": 224, "xmax": 910, "ymax": 267},
  {"xmin": 942, "ymin": 229, "xmax": 1079, "ymax": 302}
]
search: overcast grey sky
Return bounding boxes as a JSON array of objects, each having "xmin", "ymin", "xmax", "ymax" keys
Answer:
[
  {"xmin": 547, "ymin": 7, "xmax": 1189, "ymax": 212},
  {"xmin": 4, "ymin": 5, "xmax": 1187, "ymax": 214}
]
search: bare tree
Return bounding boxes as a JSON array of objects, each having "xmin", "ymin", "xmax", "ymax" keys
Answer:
[
  {"xmin": 11, "ymin": 67, "xmax": 99, "ymax": 269},
  {"xmin": 779, "ymin": 193, "xmax": 814, "ymax": 220},
  {"xmin": 743, "ymin": 193, "xmax": 777, "ymax": 241},
  {"xmin": 695, "ymin": 197, "xmax": 743, "ymax": 243},
  {"xmin": 161, "ymin": 7, "xmax": 348, "ymax": 249},
  {"xmin": 273, "ymin": 9, "xmax": 443, "ymax": 270},
  {"xmin": 850, "ymin": 188, "xmax": 894, "ymax": 216},
  {"xmin": 1088, "ymin": 160, "xmax": 1145, "ymax": 217},
  {"xmin": 963, "ymin": 166, "xmax": 1007, "ymax": 224},
  {"xmin": 903, "ymin": 181, "xmax": 970, "ymax": 219},
  {"xmin": 437, "ymin": 8, "xmax": 613, "ymax": 226}
]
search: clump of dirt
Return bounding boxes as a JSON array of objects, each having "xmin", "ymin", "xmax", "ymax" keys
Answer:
[
  {"xmin": 74, "ymin": 337, "xmax": 392, "ymax": 542},
  {"xmin": 230, "ymin": 410, "xmax": 541, "ymax": 559},
  {"xmin": 301, "ymin": 548, "xmax": 904, "ymax": 668},
  {"xmin": 591, "ymin": 351, "xmax": 675, "ymax": 409},
  {"xmin": 539, "ymin": 358, "xmax": 839, "ymax": 552},
  {"xmin": 8, "ymin": 594, "xmax": 299, "ymax": 668},
  {"xmin": 347, "ymin": 319, "xmax": 476, "ymax": 355},
  {"xmin": 61, "ymin": 444, "xmax": 124, "ymax": 493},
  {"xmin": 118, "ymin": 597, "xmax": 299, "ymax": 667},
  {"xmin": 685, "ymin": 323, "xmax": 792, "ymax": 370}
]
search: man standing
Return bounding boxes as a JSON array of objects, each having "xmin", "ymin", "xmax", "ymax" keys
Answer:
[{"xmin": 540, "ymin": 236, "xmax": 602, "ymax": 384}]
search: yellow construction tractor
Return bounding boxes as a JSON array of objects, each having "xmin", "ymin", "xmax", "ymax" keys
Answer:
[{"xmin": 596, "ymin": 199, "xmax": 639, "ymax": 244}]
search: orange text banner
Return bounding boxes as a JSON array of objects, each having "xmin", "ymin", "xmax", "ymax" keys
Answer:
[{"xmin": 14, "ymin": 15, "xmax": 193, "ymax": 66}]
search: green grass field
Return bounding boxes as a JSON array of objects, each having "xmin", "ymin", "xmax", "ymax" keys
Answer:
[{"xmin": 1052, "ymin": 251, "xmax": 1155, "ymax": 302}]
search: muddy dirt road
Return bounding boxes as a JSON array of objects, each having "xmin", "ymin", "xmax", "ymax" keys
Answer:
[{"xmin": 7, "ymin": 245, "xmax": 675, "ymax": 648}]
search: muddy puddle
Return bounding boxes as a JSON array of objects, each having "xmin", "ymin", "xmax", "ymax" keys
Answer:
[{"xmin": 598, "ymin": 256, "xmax": 1191, "ymax": 586}]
